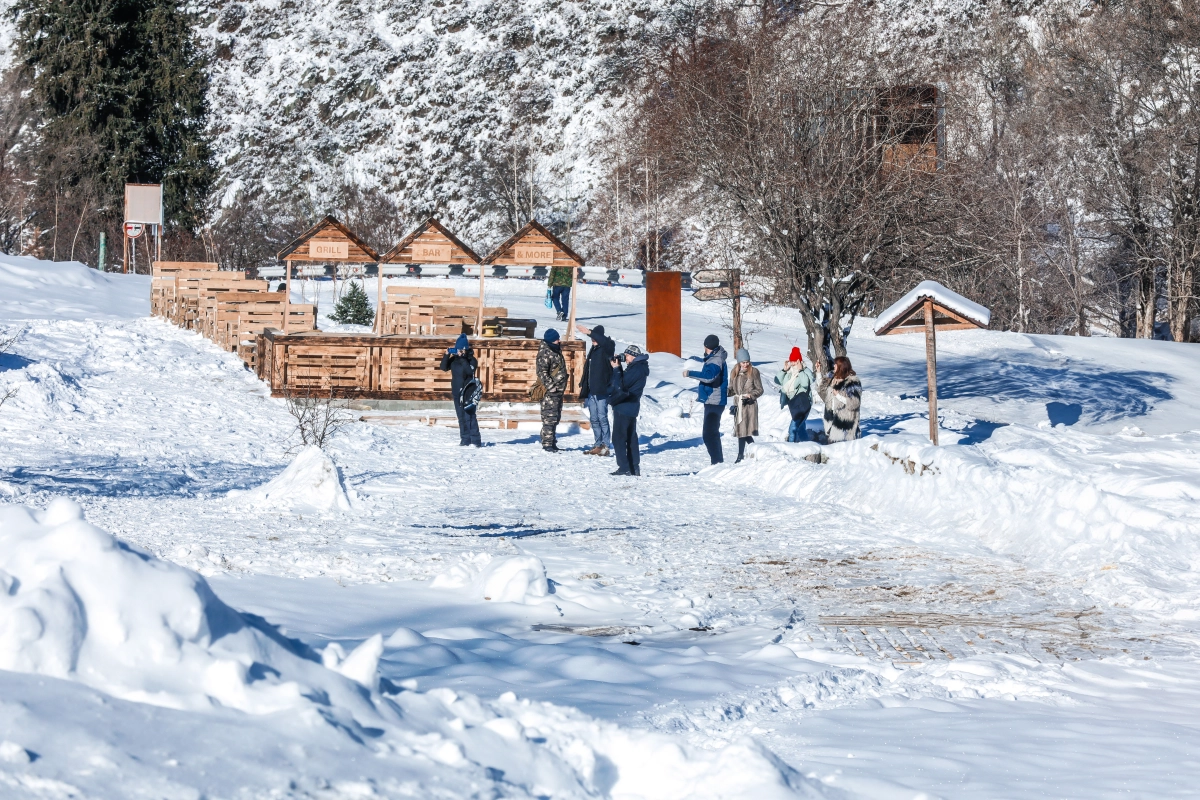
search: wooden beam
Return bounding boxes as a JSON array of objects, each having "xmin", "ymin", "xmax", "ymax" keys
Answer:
[
  {"xmin": 285, "ymin": 260, "xmax": 292, "ymax": 334},
  {"xmin": 924, "ymin": 298, "xmax": 939, "ymax": 445},
  {"xmin": 566, "ymin": 265, "xmax": 578, "ymax": 340}
]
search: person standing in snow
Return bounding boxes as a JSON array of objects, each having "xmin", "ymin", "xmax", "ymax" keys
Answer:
[
  {"xmin": 607, "ymin": 344, "xmax": 650, "ymax": 476},
  {"xmin": 439, "ymin": 333, "xmax": 482, "ymax": 447},
  {"xmin": 547, "ymin": 265, "xmax": 574, "ymax": 322},
  {"xmin": 775, "ymin": 347, "xmax": 815, "ymax": 443},
  {"xmin": 728, "ymin": 348, "xmax": 763, "ymax": 463},
  {"xmin": 818, "ymin": 356, "xmax": 862, "ymax": 443},
  {"xmin": 576, "ymin": 323, "xmax": 615, "ymax": 456},
  {"xmin": 683, "ymin": 334, "xmax": 728, "ymax": 465},
  {"xmin": 537, "ymin": 329, "xmax": 570, "ymax": 452}
]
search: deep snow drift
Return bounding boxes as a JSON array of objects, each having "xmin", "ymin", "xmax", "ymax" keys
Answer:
[{"xmin": 2, "ymin": 260, "xmax": 1200, "ymax": 798}]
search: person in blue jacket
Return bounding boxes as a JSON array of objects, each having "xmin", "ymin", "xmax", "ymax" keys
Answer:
[
  {"xmin": 439, "ymin": 333, "xmax": 481, "ymax": 447},
  {"xmin": 608, "ymin": 344, "xmax": 650, "ymax": 476},
  {"xmin": 683, "ymin": 334, "xmax": 728, "ymax": 464}
]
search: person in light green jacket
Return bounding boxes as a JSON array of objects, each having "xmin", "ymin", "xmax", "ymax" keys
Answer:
[
  {"xmin": 547, "ymin": 266, "xmax": 574, "ymax": 321},
  {"xmin": 775, "ymin": 347, "xmax": 815, "ymax": 442}
]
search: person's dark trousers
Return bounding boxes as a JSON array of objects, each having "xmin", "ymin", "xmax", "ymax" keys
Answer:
[
  {"xmin": 454, "ymin": 400, "xmax": 482, "ymax": 446},
  {"xmin": 612, "ymin": 411, "xmax": 640, "ymax": 475},
  {"xmin": 737, "ymin": 435, "xmax": 753, "ymax": 462},
  {"xmin": 702, "ymin": 404, "xmax": 725, "ymax": 464},
  {"xmin": 551, "ymin": 286, "xmax": 570, "ymax": 317}
]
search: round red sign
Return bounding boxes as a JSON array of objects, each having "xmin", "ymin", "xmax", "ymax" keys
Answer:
[{"xmin": 124, "ymin": 222, "xmax": 144, "ymax": 239}]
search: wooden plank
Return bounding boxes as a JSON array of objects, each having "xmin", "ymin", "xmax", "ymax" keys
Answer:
[{"xmin": 924, "ymin": 298, "xmax": 939, "ymax": 445}]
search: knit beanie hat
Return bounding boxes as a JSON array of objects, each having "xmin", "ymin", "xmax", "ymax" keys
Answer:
[
  {"xmin": 735, "ymin": 348, "xmax": 750, "ymax": 363},
  {"xmin": 455, "ymin": 334, "xmax": 469, "ymax": 351},
  {"xmin": 624, "ymin": 344, "xmax": 644, "ymax": 358},
  {"xmin": 789, "ymin": 346, "xmax": 802, "ymax": 362},
  {"xmin": 544, "ymin": 329, "xmax": 560, "ymax": 343},
  {"xmin": 590, "ymin": 325, "xmax": 605, "ymax": 342},
  {"xmin": 703, "ymin": 334, "xmax": 720, "ymax": 350}
]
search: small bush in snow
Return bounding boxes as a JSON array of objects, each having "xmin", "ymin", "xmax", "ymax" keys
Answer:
[
  {"xmin": 284, "ymin": 385, "xmax": 354, "ymax": 451},
  {"xmin": 0, "ymin": 329, "xmax": 21, "ymax": 412}
]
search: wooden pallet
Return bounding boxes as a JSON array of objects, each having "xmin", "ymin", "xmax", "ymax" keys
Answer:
[{"xmin": 258, "ymin": 329, "xmax": 584, "ymax": 402}]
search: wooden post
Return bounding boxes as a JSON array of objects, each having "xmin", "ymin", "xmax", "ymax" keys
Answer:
[
  {"xmin": 375, "ymin": 263, "xmax": 383, "ymax": 333},
  {"xmin": 123, "ymin": 233, "xmax": 129, "ymax": 275},
  {"xmin": 477, "ymin": 261, "xmax": 486, "ymax": 337},
  {"xmin": 284, "ymin": 260, "xmax": 292, "ymax": 334},
  {"xmin": 566, "ymin": 265, "xmax": 579, "ymax": 339},
  {"xmin": 924, "ymin": 298, "xmax": 939, "ymax": 445}
]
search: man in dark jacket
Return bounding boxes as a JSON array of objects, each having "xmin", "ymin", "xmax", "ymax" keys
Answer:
[
  {"xmin": 576, "ymin": 323, "xmax": 615, "ymax": 456},
  {"xmin": 536, "ymin": 329, "xmax": 569, "ymax": 452},
  {"xmin": 439, "ymin": 333, "xmax": 481, "ymax": 446},
  {"xmin": 683, "ymin": 334, "xmax": 728, "ymax": 465},
  {"xmin": 607, "ymin": 344, "xmax": 649, "ymax": 476}
]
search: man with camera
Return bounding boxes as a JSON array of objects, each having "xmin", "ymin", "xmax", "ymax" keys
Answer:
[{"xmin": 607, "ymin": 344, "xmax": 650, "ymax": 476}]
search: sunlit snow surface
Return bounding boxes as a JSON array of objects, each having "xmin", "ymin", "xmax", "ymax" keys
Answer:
[{"xmin": 1, "ymin": 261, "xmax": 1199, "ymax": 797}]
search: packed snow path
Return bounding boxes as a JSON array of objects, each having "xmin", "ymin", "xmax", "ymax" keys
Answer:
[{"xmin": 2, "ymin": 262, "xmax": 1199, "ymax": 797}]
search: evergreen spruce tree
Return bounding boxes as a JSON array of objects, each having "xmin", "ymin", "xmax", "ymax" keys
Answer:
[
  {"xmin": 330, "ymin": 281, "xmax": 376, "ymax": 327},
  {"xmin": 14, "ymin": 0, "xmax": 215, "ymax": 230}
]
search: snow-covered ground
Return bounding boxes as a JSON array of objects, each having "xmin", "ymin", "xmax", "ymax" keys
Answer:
[{"xmin": 1, "ymin": 257, "xmax": 1199, "ymax": 798}]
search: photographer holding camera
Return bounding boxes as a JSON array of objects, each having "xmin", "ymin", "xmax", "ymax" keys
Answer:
[{"xmin": 606, "ymin": 344, "xmax": 650, "ymax": 476}]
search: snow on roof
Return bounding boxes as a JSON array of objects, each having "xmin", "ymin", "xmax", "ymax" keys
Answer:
[{"xmin": 873, "ymin": 280, "xmax": 991, "ymax": 334}]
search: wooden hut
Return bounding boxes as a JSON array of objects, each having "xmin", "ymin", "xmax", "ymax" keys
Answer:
[
  {"xmin": 378, "ymin": 218, "xmax": 483, "ymax": 332},
  {"xmin": 277, "ymin": 216, "xmax": 379, "ymax": 332},
  {"xmin": 484, "ymin": 221, "xmax": 584, "ymax": 336}
]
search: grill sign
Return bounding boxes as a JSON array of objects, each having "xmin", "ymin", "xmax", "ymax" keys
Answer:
[
  {"xmin": 311, "ymin": 240, "xmax": 349, "ymax": 260},
  {"xmin": 415, "ymin": 243, "xmax": 452, "ymax": 263},
  {"xmin": 514, "ymin": 245, "xmax": 554, "ymax": 265}
]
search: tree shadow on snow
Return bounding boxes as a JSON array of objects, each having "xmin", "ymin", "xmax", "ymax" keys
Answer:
[
  {"xmin": 870, "ymin": 354, "xmax": 1172, "ymax": 425},
  {"xmin": 0, "ymin": 352, "xmax": 34, "ymax": 372},
  {"xmin": 0, "ymin": 458, "xmax": 277, "ymax": 498}
]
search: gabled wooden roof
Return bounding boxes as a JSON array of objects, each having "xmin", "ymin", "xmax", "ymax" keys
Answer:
[
  {"xmin": 873, "ymin": 280, "xmax": 990, "ymax": 335},
  {"xmin": 482, "ymin": 220, "xmax": 585, "ymax": 267},
  {"xmin": 277, "ymin": 215, "xmax": 380, "ymax": 262},
  {"xmin": 380, "ymin": 217, "xmax": 481, "ymax": 264}
]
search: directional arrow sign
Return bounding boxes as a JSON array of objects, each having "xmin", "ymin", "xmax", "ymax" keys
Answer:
[
  {"xmin": 693, "ymin": 286, "xmax": 739, "ymax": 302},
  {"xmin": 691, "ymin": 269, "xmax": 737, "ymax": 284}
]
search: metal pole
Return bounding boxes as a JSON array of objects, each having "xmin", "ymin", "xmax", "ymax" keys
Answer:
[
  {"xmin": 98, "ymin": 232, "xmax": 106, "ymax": 271},
  {"xmin": 924, "ymin": 298, "xmax": 939, "ymax": 445}
]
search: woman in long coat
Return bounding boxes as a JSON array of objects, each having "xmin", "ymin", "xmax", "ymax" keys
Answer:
[
  {"xmin": 818, "ymin": 356, "xmax": 862, "ymax": 443},
  {"xmin": 728, "ymin": 348, "xmax": 763, "ymax": 463}
]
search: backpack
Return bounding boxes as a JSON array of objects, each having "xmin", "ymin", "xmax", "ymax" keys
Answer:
[{"xmin": 462, "ymin": 376, "xmax": 483, "ymax": 412}]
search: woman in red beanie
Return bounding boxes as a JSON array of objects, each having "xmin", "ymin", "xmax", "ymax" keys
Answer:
[{"xmin": 775, "ymin": 347, "xmax": 814, "ymax": 442}]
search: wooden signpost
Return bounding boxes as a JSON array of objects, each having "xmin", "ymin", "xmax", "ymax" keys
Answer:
[
  {"xmin": 873, "ymin": 281, "xmax": 991, "ymax": 445},
  {"xmin": 276, "ymin": 216, "xmax": 379, "ymax": 333},
  {"xmin": 380, "ymin": 218, "xmax": 482, "ymax": 332},
  {"xmin": 484, "ymin": 221, "xmax": 585, "ymax": 337},
  {"xmin": 691, "ymin": 268, "xmax": 743, "ymax": 350}
]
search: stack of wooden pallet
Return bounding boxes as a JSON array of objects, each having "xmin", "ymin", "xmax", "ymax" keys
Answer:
[
  {"xmin": 377, "ymin": 285, "xmax": 533, "ymax": 337},
  {"xmin": 150, "ymin": 261, "xmax": 317, "ymax": 369}
]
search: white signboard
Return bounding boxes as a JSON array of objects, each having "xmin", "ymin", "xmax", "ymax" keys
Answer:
[
  {"xmin": 311, "ymin": 240, "xmax": 350, "ymax": 260},
  {"xmin": 514, "ymin": 245, "xmax": 554, "ymax": 265},
  {"xmin": 415, "ymin": 243, "xmax": 452, "ymax": 263},
  {"xmin": 124, "ymin": 184, "xmax": 163, "ymax": 225}
]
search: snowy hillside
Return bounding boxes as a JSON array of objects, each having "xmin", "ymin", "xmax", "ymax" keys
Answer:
[{"xmin": 2, "ymin": 258, "xmax": 1200, "ymax": 797}]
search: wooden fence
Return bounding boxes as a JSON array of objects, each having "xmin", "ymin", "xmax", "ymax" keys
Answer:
[{"xmin": 257, "ymin": 330, "xmax": 585, "ymax": 401}]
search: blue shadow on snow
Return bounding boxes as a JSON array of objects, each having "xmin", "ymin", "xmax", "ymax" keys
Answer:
[{"xmin": 0, "ymin": 458, "xmax": 276, "ymax": 498}]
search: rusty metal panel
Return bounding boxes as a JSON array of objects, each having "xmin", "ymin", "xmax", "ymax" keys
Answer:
[{"xmin": 645, "ymin": 271, "xmax": 681, "ymax": 356}]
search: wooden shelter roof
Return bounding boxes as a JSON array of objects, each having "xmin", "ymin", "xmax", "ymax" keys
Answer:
[
  {"xmin": 277, "ymin": 215, "xmax": 379, "ymax": 263},
  {"xmin": 874, "ymin": 280, "xmax": 990, "ymax": 335},
  {"xmin": 380, "ymin": 217, "xmax": 481, "ymax": 264},
  {"xmin": 482, "ymin": 220, "xmax": 584, "ymax": 267}
]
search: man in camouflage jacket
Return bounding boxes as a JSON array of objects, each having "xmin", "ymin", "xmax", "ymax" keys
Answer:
[{"xmin": 537, "ymin": 329, "xmax": 569, "ymax": 451}]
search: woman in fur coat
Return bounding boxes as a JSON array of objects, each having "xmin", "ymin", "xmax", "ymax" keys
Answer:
[
  {"xmin": 818, "ymin": 356, "xmax": 861, "ymax": 443},
  {"xmin": 729, "ymin": 348, "xmax": 763, "ymax": 463}
]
